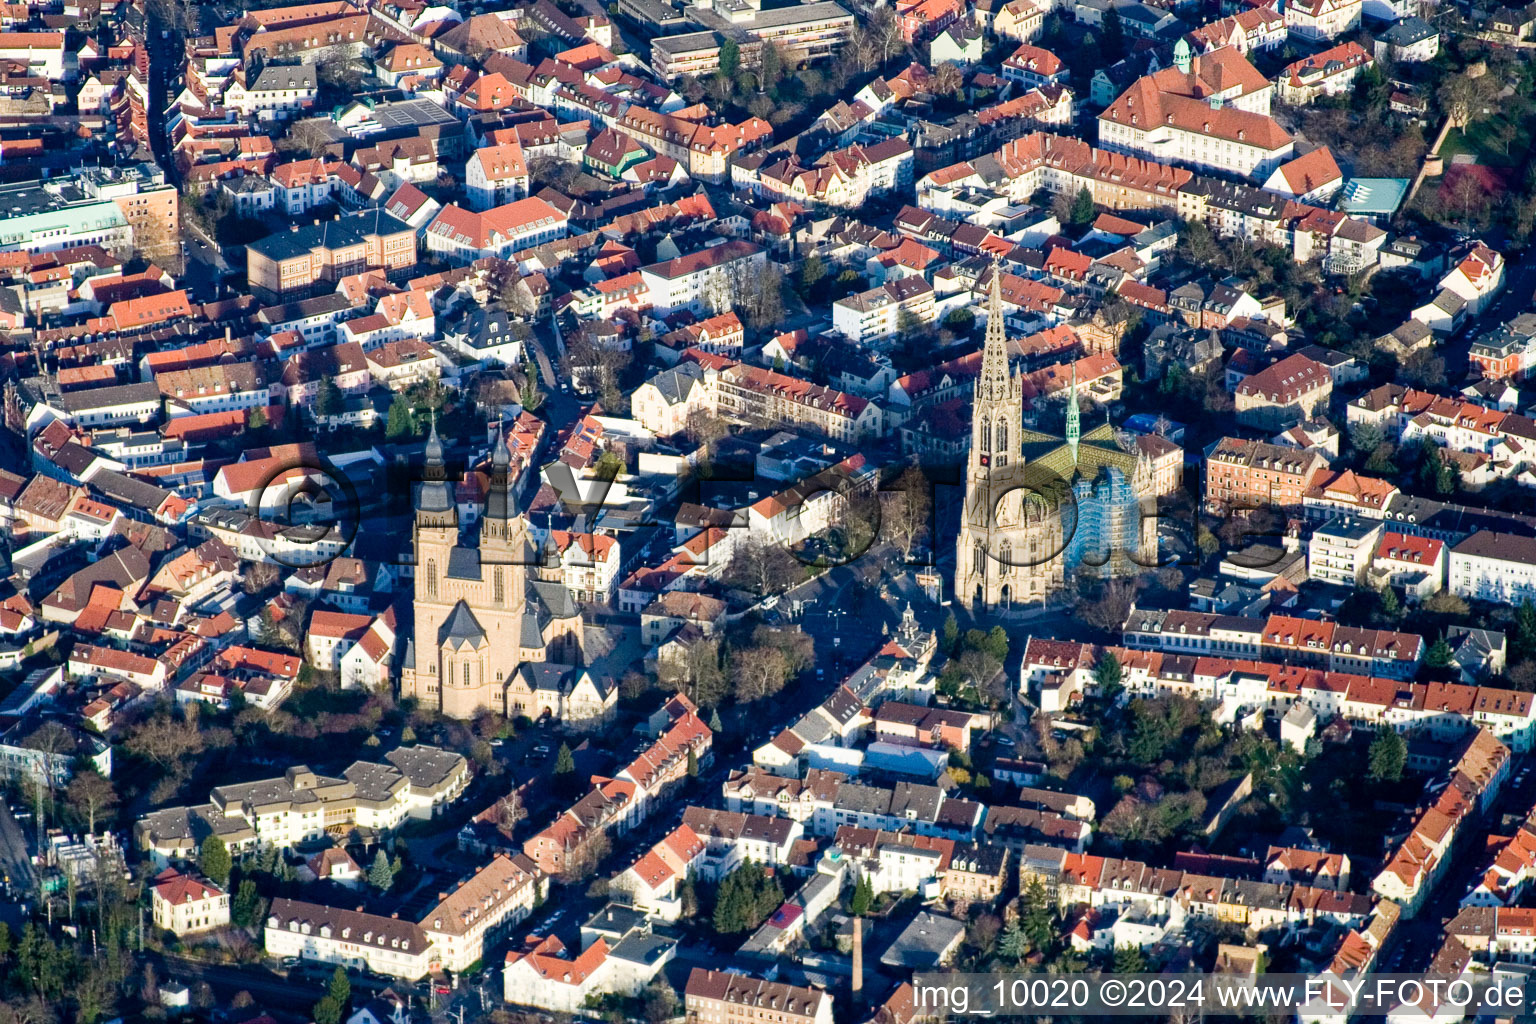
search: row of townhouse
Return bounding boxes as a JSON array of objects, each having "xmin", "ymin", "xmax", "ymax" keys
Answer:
[
  {"xmin": 175, "ymin": 642, "xmax": 303, "ymax": 710},
  {"xmin": 745, "ymin": 455, "xmax": 879, "ymax": 552},
  {"xmin": 737, "ymin": 138, "xmax": 914, "ymax": 210},
  {"xmin": 1023, "ymin": 637, "xmax": 1536, "ymax": 751},
  {"xmin": 1448, "ymin": 905, "xmax": 1536, "ymax": 964},
  {"xmin": 1461, "ymin": 806, "xmax": 1536, "ymax": 907},
  {"xmin": 721, "ymin": 764, "xmax": 1085, "ymax": 852},
  {"xmin": 1373, "ymin": 729, "xmax": 1509, "ymax": 914},
  {"xmin": 829, "ymin": 825, "xmax": 1009, "ymax": 906},
  {"xmin": 680, "ymin": 806, "xmax": 805, "ymax": 881},
  {"xmin": 521, "ymin": 695, "xmax": 712, "ymax": 875},
  {"xmin": 610, "ymin": 106, "xmax": 773, "ymax": 182},
  {"xmin": 632, "ymin": 351, "xmax": 887, "ymax": 445},
  {"xmin": 1119, "ymin": 610, "xmax": 1424, "ymax": 678},
  {"xmin": 610, "ymin": 821, "xmax": 709, "ymax": 920},
  {"xmin": 917, "ymin": 131, "xmax": 1388, "ymax": 273},
  {"xmin": 134, "ymin": 745, "xmax": 470, "ymax": 864},
  {"xmin": 1035, "ymin": 848, "xmax": 1375, "ymax": 944},
  {"xmin": 711, "ymin": 361, "xmax": 883, "ymax": 442},
  {"xmin": 1348, "ymin": 382, "xmax": 1536, "ymax": 486}
]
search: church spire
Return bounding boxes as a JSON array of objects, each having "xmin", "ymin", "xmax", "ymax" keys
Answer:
[
  {"xmin": 979, "ymin": 262, "xmax": 1009, "ymax": 404},
  {"xmin": 486, "ymin": 421, "xmax": 514, "ymax": 523},
  {"xmin": 416, "ymin": 410, "xmax": 455, "ymax": 517},
  {"xmin": 1065, "ymin": 360, "xmax": 1081, "ymax": 465}
]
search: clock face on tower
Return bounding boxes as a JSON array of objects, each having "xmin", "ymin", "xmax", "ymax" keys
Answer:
[{"xmin": 980, "ymin": 454, "xmax": 990, "ymax": 467}]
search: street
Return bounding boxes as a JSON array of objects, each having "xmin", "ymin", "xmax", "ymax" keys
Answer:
[
  {"xmin": 142, "ymin": 951, "xmax": 325, "ymax": 1011},
  {"xmin": 0, "ymin": 800, "xmax": 36, "ymax": 896}
]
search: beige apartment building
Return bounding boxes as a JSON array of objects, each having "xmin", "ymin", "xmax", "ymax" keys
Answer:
[
  {"xmin": 421, "ymin": 853, "xmax": 544, "ymax": 972},
  {"xmin": 246, "ymin": 209, "xmax": 417, "ymax": 301},
  {"xmin": 685, "ymin": 969, "xmax": 834, "ymax": 1024},
  {"xmin": 135, "ymin": 746, "xmax": 469, "ymax": 865}
]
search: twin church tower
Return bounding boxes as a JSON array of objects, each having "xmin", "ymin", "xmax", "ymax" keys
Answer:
[{"xmin": 401, "ymin": 423, "xmax": 584, "ymax": 720}]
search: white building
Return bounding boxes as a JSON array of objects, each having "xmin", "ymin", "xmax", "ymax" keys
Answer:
[
  {"xmin": 638, "ymin": 241, "xmax": 768, "ymax": 315},
  {"xmin": 425, "ymin": 198, "xmax": 569, "ymax": 263},
  {"xmin": 1285, "ymin": 0, "xmax": 1363, "ymax": 41},
  {"xmin": 831, "ymin": 277, "xmax": 935, "ymax": 344},
  {"xmin": 1450, "ymin": 532, "xmax": 1536, "ymax": 605},
  {"xmin": 502, "ymin": 925, "xmax": 675, "ymax": 1012},
  {"xmin": 264, "ymin": 899, "xmax": 435, "ymax": 979},
  {"xmin": 543, "ymin": 530, "xmax": 622, "ymax": 602},
  {"xmin": 0, "ymin": 31, "xmax": 67, "ymax": 79},
  {"xmin": 151, "ymin": 870, "xmax": 230, "ymax": 936},
  {"xmin": 465, "ymin": 142, "xmax": 530, "ymax": 210},
  {"xmin": 1097, "ymin": 41, "xmax": 1293, "ymax": 179},
  {"xmin": 1441, "ymin": 244, "xmax": 1506, "ymax": 318},
  {"xmin": 1374, "ymin": 16, "xmax": 1439, "ymax": 61},
  {"xmin": 1308, "ymin": 516, "xmax": 1384, "ymax": 586},
  {"xmin": 224, "ymin": 64, "xmax": 318, "ymax": 120}
]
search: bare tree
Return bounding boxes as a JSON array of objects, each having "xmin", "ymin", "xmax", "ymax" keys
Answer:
[
  {"xmin": 124, "ymin": 710, "xmax": 205, "ymax": 772},
  {"xmin": 557, "ymin": 831, "xmax": 611, "ymax": 885},
  {"xmin": 277, "ymin": 118, "xmax": 340, "ymax": 159},
  {"xmin": 560, "ymin": 335, "xmax": 630, "ymax": 408},
  {"xmin": 882, "ymin": 464, "xmax": 933, "ymax": 559},
  {"xmin": 1075, "ymin": 579, "xmax": 1139, "ymax": 633},
  {"xmin": 495, "ymin": 791, "xmax": 527, "ymax": 831},
  {"xmin": 486, "ymin": 259, "xmax": 538, "ymax": 317},
  {"xmin": 685, "ymin": 408, "xmax": 732, "ymax": 452},
  {"xmin": 870, "ymin": 6, "xmax": 905, "ymax": 64},
  {"xmin": 658, "ymin": 635, "xmax": 727, "ymax": 707},
  {"xmin": 931, "ymin": 62, "xmax": 964, "ymax": 98},
  {"xmin": 134, "ymin": 213, "xmax": 182, "ymax": 274},
  {"xmin": 66, "ymin": 771, "xmax": 117, "ymax": 835},
  {"xmin": 242, "ymin": 560, "xmax": 281, "ymax": 595},
  {"xmin": 731, "ymin": 645, "xmax": 789, "ymax": 703},
  {"xmin": 722, "ymin": 537, "xmax": 804, "ymax": 596}
]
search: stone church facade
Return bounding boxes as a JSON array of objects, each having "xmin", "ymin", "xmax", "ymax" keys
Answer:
[
  {"xmin": 954, "ymin": 269, "xmax": 1158, "ymax": 611},
  {"xmin": 401, "ymin": 423, "xmax": 606, "ymax": 723}
]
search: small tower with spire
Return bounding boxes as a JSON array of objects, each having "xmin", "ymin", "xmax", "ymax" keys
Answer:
[
  {"xmin": 416, "ymin": 415, "xmax": 457, "ymax": 533},
  {"xmin": 1065, "ymin": 361, "xmax": 1081, "ymax": 466},
  {"xmin": 1174, "ymin": 36, "xmax": 1192, "ymax": 74}
]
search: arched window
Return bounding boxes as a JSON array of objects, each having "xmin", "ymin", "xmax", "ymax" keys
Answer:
[
  {"xmin": 425, "ymin": 560, "xmax": 437, "ymax": 599},
  {"xmin": 1000, "ymin": 540, "xmax": 1013, "ymax": 573},
  {"xmin": 972, "ymin": 540, "xmax": 984, "ymax": 575},
  {"xmin": 995, "ymin": 421, "xmax": 1008, "ymax": 453},
  {"xmin": 462, "ymin": 663, "xmax": 471, "ymax": 688},
  {"xmin": 493, "ymin": 567, "xmax": 505, "ymax": 606},
  {"xmin": 979, "ymin": 417, "xmax": 990, "ymax": 452}
]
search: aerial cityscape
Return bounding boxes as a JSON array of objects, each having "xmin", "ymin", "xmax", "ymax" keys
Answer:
[{"xmin": 1, "ymin": 0, "xmax": 1536, "ymax": 1018}]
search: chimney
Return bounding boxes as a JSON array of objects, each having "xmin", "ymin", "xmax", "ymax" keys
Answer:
[{"xmin": 851, "ymin": 915, "xmax": 863, "ymax": 1003}]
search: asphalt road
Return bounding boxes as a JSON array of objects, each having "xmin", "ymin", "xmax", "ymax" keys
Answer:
[
  {"xmin": 0, "ymin": 800, "xmax": 35, "ymax": 895},
  {"xmin": 142, "ymin": 951, "xmax": 326, "ymax": 1011}
]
